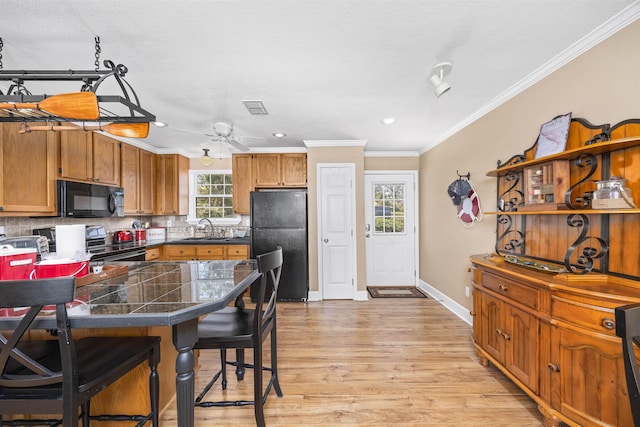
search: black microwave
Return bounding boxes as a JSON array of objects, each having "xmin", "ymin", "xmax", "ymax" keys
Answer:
[{"xmin": 58, "ymin": 180, "xmax": 124, "ymax": 218}]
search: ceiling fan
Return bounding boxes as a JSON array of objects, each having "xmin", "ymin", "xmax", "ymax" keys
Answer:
[{"xmin": 173, "ymin": 121, "xmax": 261, "ymax": 152}]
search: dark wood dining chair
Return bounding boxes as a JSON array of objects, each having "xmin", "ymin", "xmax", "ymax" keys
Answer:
[
  {"xmin": 194, "ymin": 247, "xmax": 283, "ymax": 427},
  {"xmin": 0, "ymin": 277, "xmax": 161, "ymax": 427},
  {"xmin": 615, "ymin": 303, "xmax": 640, "ymax": 427}
]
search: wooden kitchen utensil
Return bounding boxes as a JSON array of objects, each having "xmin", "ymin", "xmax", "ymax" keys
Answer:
[
  {"xmin": 19, "ymin": 122, "xmax": 150, "ymax": 138},
  {"xmin": 0, "ymin": 91, "xmax": 100, "ymax": 120}
]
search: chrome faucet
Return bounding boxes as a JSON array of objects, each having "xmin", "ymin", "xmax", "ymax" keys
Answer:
[{"xmin": 197, "ymin": 218, "xmax": 214, "ymax": 238}]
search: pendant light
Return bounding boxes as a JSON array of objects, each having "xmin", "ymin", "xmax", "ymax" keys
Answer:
[{"xmin": 199, "ymin": 148, "xmax": 214, "ymax": 166}]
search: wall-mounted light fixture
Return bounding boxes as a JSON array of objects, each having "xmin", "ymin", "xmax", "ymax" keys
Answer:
[{"xmin": 430, "ymin": 62, "xmax": 453, "ymax": 98}]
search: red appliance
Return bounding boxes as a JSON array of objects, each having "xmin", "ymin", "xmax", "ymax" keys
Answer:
[
  {"xmin": 0, "ymin": 247, "xmax": 37, "ymax": 280},
  {"xmin": 113, "ymin": 230, "xmax": 133, "ymax": 243},
  {"xmin": 32, "ymin": 259, "xmax": 89, "ymax": 279}
]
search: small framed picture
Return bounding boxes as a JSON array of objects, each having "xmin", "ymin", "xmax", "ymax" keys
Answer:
[{"xmin": 534, "ymin": 113, "xmax": 572, "ymax": 159}]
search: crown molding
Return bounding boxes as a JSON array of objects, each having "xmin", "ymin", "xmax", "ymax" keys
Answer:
[
  {"xmin": 304, "ymin": 139, "xmax": 368, "ymax": 147},
  {"xmin": 365, "ymin": 151, "xmax": 419, "ymax": 158}
]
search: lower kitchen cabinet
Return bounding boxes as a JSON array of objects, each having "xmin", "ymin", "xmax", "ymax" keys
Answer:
[
  {"xmin": 145, "ymin": 247, "xmax": 161, "ymax": 261},
  {"xmin": 161, "ymin": 244, "xmax": 249, "ymax": 261},
  {"xmin": 0, "ymin": 122, "xmax": 57, "ymax": 215},
  {"xmin": 471, "ymin": 255, "xmax": 640, "ymax": 427}
]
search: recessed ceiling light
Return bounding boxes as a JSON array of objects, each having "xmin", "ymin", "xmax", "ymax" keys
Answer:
[
  {"xmin": 272, "ymin": 132, "xmax": 287, "ymax": 138},
  {"xmin": 152, "ymin": 121, "xmax": 168, "ymax": 127},
  {"xmin": 381, "ymin": 117, "xmax": 397, "ymax": 125}
]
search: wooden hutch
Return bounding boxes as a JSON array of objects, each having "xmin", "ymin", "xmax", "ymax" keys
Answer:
[{"xmin": 471, "ymin": 118, "xmax": 640, "ymax": 427}]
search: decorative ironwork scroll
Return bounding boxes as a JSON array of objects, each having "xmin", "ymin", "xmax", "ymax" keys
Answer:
[
  {"xmin": 495, "ymin": 214, "xmax": 525, "ymax": 256},
  {"xmin": 563, "ymin": 213, "xmax": 608, "ymax": 274},
  {"xmin": 564, "ymin": 153, "xmax": 598, "ymax": 209}
]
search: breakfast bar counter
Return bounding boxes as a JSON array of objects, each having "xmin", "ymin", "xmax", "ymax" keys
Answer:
[{"xmin": 0, "ymin": 260, "xmax": 259, "ymax": 427}]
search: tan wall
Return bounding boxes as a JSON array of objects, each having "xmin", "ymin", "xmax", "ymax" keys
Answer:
[
  {"xmin": 365, "ymin": 155, "xmax": 419, "ymax": 170},
  {"xmin": 419, "ymin": 20, "xmax": 640, "ymax": 309}
]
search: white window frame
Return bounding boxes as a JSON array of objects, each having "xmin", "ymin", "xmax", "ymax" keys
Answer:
[{"xmin": 187, "ymin": 169, "xmax": 241, "ymax": 225}]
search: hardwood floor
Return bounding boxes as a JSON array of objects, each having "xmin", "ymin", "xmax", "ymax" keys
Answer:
[{"xmin": 160, "ymin": 297, "xmax": 545, "ymax": 426}]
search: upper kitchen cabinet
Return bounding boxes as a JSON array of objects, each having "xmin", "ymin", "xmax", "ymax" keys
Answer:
[
  {"xmin": 156, "ymin": 154, "xmax": 189, "ymax": 215},
  {"xmin": 232, "ymin": 153, "xmax": 307, "ymax": 214},
  {"xmin": 59, "ymin": 131, "xmax": 121, "ymax": 186},
  {"xmin": 0, "ymin": 123, "xmax": 57, "ymax": 216},
  {"xmin": 232, "ymin": 154, "xmax": 254, "ymax": 214},
  {"xmin": 254, "ymin": 153, "xmax": 307, "ymax": 188},
  {"xmin": 121, "ymin": 143, "xmax": 156, "ymax": 215}
]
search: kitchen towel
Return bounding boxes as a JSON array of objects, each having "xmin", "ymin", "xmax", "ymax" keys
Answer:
[{"xmin": 55, "ymin": 224, "xmax": 86, "ymax": 259}]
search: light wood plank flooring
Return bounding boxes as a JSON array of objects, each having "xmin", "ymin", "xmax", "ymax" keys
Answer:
[{"xmin": 161, "ymin": 296, "xmax": 545, "ymax": 426}]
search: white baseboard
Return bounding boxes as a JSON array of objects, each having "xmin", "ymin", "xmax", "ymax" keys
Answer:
[
  {"xmin": 418, "ymin": 280, "xmax": 473, "ymax": 326},
  {"xmin": 308, "ymin": 291, "xmax": 321, "ymax": 301},
  {"xmin": 307, "ymin": 290, "xmax": 370, "ymax": 301}
]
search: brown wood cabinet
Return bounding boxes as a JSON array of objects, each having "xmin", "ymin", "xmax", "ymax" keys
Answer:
[
  {"xmin": 121, "ymin": 143, "xmax": 156, "ymax": 214},
  {"xmin": 161, "ymin": 244, "xmax": 249, "ymax": 261},
  {"xmin": 0, "ymin": 122, "xmax": 57, "ymax": 215},
  {"xmin": 60, "ymin": 131, "xmax": 120, "ymax": 185},
  {"xmin": 232, "ymin": 154, "xmax": 254, "ymax": 214},
  {"xmin": 145, "ymin": 247, "xmax": 161, "ymax": 261},
  {"xmin": 475, "ymin": 269, "xmax": 542, "ymax": 393},
  {"xmin": 254, "ymin": 153, "xmax": 307, "ymax": 188},
  {"xmin": 155, "ymin": 154, "xmax": 189, "ymax": 215},
  {"xmin": 232, "ymin": 153, "xmax": 307, "ymax": 214},
  {"xmin": 472, "ymin": 257, "xmax": 640, "ymax": 427}
]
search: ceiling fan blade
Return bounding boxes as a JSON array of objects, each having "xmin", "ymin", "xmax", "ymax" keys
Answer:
[
  {"xmin": 226, "ymin": 138, "xmax": 250, "ymax": 152},
  {"xmin": 236, "ymin": 135, "xmax": 266, "ymax": 141},
  {"xmin": 171, "ymin": 127, "xmax": 215, "ymax": 137}
]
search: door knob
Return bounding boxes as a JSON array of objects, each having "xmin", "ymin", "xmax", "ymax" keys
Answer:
[
  {"xmin": 323, "ymin": 238, "xmax": 329, "ymax": 243},
  {"xmin": 366, "ymin": 234, "xmax": 371, "ymax": 238}
]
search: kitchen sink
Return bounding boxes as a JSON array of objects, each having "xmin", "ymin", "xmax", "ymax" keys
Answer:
[{"xmin": 171, "ymin": 237, "xmax": 230, "ymax": 244}]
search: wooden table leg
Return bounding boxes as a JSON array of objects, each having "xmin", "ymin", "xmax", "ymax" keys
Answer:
[{"xmin": 173, "ymin": 318, "xmax": 199, "ymax": 427}]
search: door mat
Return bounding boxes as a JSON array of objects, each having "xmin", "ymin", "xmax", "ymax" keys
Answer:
[{"xmin": 367, "ymin": 286, "xmax": 427, "ymax": 298}]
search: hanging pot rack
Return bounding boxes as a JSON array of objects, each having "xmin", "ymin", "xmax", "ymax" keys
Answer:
[
  {"xmin": 0, "ymin": 61, "xmax": 156, "ymax": 124},
  {"xmin": 0, "ymin": 37, "xmax": 156, "ymax": 133}
]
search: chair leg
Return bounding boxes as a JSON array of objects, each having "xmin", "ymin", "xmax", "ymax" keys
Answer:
[
  {"xmin": 149, "ymin": 361, "xmax": 159, "ymax": 427},
  {"xmin": 253, "ymin": 343, "xmax": 265, "ymax": 427},
  {"xmin": 81, "ymin": 401, "xmax": 90, "ymax": 427},
  {"xmin": 271, "ymin": 324, "xmax": 283, "ymax": 397},
  {"xmin": 235, "ymin": 349, "xmax": 246, "ymax": 381},
  {"xmin": 220, "ymin": 348, "xmax": 228, "ymax": 390}
]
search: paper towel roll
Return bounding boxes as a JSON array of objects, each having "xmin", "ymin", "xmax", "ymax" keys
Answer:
[{"xmin": 55, "ymin": 224, "xmax": 86, "ymax": 259}]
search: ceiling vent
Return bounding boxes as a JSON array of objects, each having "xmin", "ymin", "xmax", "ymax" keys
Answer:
[{"xmin": 242, "ymin": 100, "xmax": 268, "ymax": 115}]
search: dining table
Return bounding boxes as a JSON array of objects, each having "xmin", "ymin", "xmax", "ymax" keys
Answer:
[{"xmin": 0, "ymin": 259, "xmax": 260, "ymax": 427}]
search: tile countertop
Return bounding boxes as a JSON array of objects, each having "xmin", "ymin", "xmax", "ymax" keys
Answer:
[{"xmin": 108, "ymin": 236, "xmax": 250, "ymax": 250}]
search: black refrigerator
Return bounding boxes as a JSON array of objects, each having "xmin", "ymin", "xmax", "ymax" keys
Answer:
[{"xmin": 250, "ymin": 190, "xmax": 308, "ymax": 301}]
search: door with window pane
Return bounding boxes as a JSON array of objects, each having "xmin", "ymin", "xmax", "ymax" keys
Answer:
[{"xmin": 364, "ymin": 173, "xmax": 417, "ymax": 286}]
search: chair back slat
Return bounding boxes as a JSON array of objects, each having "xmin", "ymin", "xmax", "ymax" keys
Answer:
[
  {"xmin": 254, "ymin": 247, "xmax": 283, "ymax": 333},
  {"xmin": 0, "ymin": 277, "xmax": 76, "ymax": 388}
]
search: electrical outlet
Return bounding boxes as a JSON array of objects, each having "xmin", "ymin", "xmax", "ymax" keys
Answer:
[
  {"xmin": 465, "ymin": 286, "xmax": 470, "ymax": 298},
  {"xmin": 167, "ymin": 220, "xmax": 172, "ymax": 227}
]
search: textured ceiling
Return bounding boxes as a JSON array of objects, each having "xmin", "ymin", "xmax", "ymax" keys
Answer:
[{"xmin": 1, "ymin": 0, "xmax": 638, "ymax": 157}]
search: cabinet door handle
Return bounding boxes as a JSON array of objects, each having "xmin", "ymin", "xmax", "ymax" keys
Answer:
[
  {"xmin": 547, "ymin": 363, "xmax": 560, "ymax": 373},
  {"xmin": 495, "ymin": 328, "xmax": 503, "ymax": 336},
  {"xmin": 498, "ymin": 284, "xmax": 508, "ymax": 291},
  {"xmin": 470, "ymin": 310, "xmax": 476, "ymax": 317},
  {"xmin": 502, "ymin": 332, "xmax": 511, "ymax": 341},
  {"xmin": 601, "ymin": 318, "xmax": 615, "ymax": 330}
]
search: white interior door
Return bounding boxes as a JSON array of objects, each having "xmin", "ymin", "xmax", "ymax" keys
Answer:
[
  {"xmin": 364, "ymin": 172, "xmax": 417, "ymax": 286},
  {"xmin": 318, "ymin": 164, "xmax": 356, "ymax": 300}
]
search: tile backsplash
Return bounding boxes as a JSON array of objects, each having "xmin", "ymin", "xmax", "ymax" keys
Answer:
[{"xmin": 0, "ymin": 215, "xmax": 250, "ymax": 243}]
